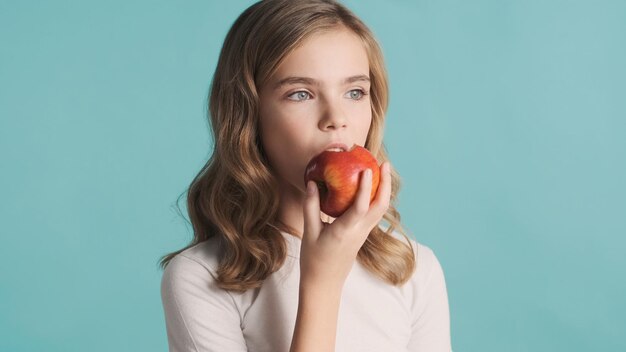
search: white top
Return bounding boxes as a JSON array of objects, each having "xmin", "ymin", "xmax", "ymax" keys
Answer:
[{"xmin": 160, "ymin": 230, "xmax": 451, "ymax": 352}]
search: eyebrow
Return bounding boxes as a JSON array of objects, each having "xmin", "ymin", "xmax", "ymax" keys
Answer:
[{"xmin": 273, "ymin": 74, "xmax": 370, "ymax": 90}]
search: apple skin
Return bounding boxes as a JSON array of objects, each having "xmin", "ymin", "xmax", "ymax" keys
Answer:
[{"xmin": 304, "ymin": 145, "xmax": 380, "ymax": 218}]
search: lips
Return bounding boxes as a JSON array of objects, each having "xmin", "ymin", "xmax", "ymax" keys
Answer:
[{"xmin": 322, "ymin": 142, "xmax": 351, "ymax": 153}]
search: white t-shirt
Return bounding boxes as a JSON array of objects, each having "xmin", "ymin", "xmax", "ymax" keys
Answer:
[{"xmin": 160, "ymin": 230, "xmax": 451, "ymax": 352}]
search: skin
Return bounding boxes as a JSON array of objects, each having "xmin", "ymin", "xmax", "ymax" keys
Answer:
[{"xmin": 258, "ymin": 27, "xmax": 392, "ymax": 352}]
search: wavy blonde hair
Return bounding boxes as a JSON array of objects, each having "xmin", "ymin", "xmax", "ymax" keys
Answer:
[{"xmin": 158, "ymin": 0, "xmax": 416, "ymax": 292}]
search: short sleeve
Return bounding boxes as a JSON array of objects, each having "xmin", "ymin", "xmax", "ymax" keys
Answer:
[
  {"xmin": 407, "ymin": 244, "xmax": 452, "ymax": 352},
  {"xmin": 160, "ymin": 254, "xmax": 248, "ymax": 352}
]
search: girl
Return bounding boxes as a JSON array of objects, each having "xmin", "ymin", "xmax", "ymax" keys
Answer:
[{"xmin": 159, "ymin": 1, "xmax": 451, "ymax": 351}]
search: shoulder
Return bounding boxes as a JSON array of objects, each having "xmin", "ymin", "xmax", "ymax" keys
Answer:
[
  {"xmin": 387, "ymin": 229, "xmax": 441, "ymax": 269},
  {"xmin": 160, "ymin": 236, "xmax": 242, "ymax": 319},
  {"xmin": 387, "ymin": 231, "xmax": 451, "ymax": 349},
  {"xmin": 166, "ymin": 236, "xmax": 222, "ymax": 273},
  {"xmin": 161, "ymin": 236, "xmax": 224, "ymax": 293},
  {"xmin": 413, "ymin": 240, "xmax": 443, "ymax": 281},
  {"xmin": 160, "ymin": 237, "xmax": 249, "ymax": 351},
  {"xmin": 387, "ymin": 228, "xmax": 446, "ymax": 286}
]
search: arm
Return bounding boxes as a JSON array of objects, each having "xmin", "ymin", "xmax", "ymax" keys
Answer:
[
  {"xmin": 161, "ymin": 254, "xmax": 248, "ymax": 352},
  {"xmin": 290, "ymin": 282, "xmax": 343, "ymax": 352},
  {"xmin": 407, "ymin": 246, "xmax": 452, "ymax": 351},
  {"xmin": 290, "ymin": 162, "xmax": 392, "ymax": 352}
]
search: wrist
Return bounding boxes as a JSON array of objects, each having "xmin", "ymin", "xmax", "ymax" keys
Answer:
[
  {"xmin": 291, "ymin": 281, "xmax": 343, "ymax": 352},
  {"xmin": 299, "ymin": 279, "xmax": 344, "ymax": 298}
]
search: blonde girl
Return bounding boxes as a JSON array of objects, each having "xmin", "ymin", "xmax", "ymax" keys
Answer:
[{"xmin": 159, "ymin": 1, "xmax": 451, "ymax": 351}]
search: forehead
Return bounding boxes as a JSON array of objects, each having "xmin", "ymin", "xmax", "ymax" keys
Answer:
[{"xmin": 270, "ymin": 28, "xmax": 370, "ymax": 85}]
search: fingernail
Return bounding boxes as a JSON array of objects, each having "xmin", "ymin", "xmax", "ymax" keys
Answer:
[
  {"xmin": 365, "ymin": 169, "xmax": 372, "ymax": 178},
  {"xmin": 307, "ymin": 181, "xmax": 316, "ymax": 195}
]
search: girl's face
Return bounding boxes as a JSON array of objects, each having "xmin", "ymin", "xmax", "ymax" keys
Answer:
[{"xmin": 258, "ymin": 27, "xmax": 373, "ymax": 195}]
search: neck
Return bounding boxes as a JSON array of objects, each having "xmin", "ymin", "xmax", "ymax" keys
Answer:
[{"xmin": 275, "ymin": 179, "xmax": 305, "ymax": 238}]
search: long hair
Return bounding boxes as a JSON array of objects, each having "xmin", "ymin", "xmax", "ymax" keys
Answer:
[{"xmin": 158, "ymin": 0, "xmax": 416, "ymax": 292}]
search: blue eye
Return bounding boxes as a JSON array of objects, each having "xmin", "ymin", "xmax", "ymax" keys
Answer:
[
  {"xmin": 286, "ymin": 89, "xmax": 368, "ymax": 102},
  {"xmin": 287, "ymin": 91, "xmax": 311, "ymax": 102},
  {"xmin": 346, "ymin": 89, "xmax": 367, "ymax": 100}
]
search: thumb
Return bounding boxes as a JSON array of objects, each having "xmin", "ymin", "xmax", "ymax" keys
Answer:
[{"xmin": 303, "ymin": 181, "xmax": 322, "ymax": 242}]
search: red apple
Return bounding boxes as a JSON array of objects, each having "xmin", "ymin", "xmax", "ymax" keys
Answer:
[{"xmin": 304, "ymin": 144, "xmax": 380, "ymax": 218}]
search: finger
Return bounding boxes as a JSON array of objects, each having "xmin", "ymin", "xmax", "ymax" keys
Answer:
[
  {"xmin": 365, "ymin": 161, "xmax": 392, "ymax": 226},
  {"xmin": 373, "ymin": 162, "xmax": 391, "ymax": 211},
  {"xmin": 303, "ymin": 180, "xmax": 322, "ymax": 242},
  {"xmin": 334, "ymin": 168, "xmax": 372, "ymax": 228}
]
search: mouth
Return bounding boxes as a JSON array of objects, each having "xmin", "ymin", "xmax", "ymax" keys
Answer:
[
  {"xmin": 323, "ymin": 143, "xmax": 353, "ymax": 153},
  {"xmin": 325, "ymin": 147, "xmax": 346, "ymax": 152}
]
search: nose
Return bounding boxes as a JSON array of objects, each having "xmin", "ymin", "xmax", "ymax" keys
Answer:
[{"xmin": 318, "ymin": 97, "xmax": 348, "ymax": 131}]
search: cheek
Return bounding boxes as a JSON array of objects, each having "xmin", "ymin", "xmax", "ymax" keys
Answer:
[
  {"xmin": 261, "ymin": 113, "xmax": 301, "ymax": 148},
  {"xmin": 356, "ymin": 104, "xmax": 373, "ymax": 142},
  {"xmin": 260, "ymin": 118, "xmax": 285, "ymax": 166},
  {"xmin": 259, "ymin": 112, "xmax": 310, "ymax": 175}
]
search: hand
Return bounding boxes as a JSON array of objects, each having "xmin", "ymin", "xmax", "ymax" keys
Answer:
[{"xmin": 299, "ymin": 161, "xmax": 392, "ymax": 291}]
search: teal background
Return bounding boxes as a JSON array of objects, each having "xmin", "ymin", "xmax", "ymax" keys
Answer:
[{"xmin": 1, "ymin": 0, "xmax": 624, "ymax": 351}]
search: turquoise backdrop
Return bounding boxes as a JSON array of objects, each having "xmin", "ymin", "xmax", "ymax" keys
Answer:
[{"xmin": 1, "ymin": 1, "xmax": 624, "ymax": 351}]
